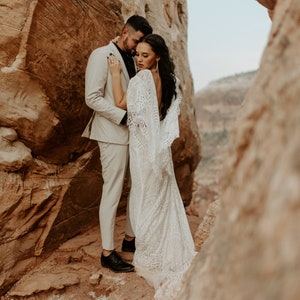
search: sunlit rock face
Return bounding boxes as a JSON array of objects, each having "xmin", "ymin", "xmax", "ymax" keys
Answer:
[
  {"xmin": 177, "ymin": 0, "xmax": 300, "ymax": 299},
  {"xmin": 0, "ymin": 0, "xmax": 200, "ymax": 294}
]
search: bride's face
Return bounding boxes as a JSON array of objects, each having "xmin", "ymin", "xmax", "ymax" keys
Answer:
[{"xmin": 134, "ymin": 42, "xmax": 159, "ymax": 71}]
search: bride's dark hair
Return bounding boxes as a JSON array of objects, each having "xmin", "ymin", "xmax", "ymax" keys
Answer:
[{"xmin": 140, "ymin": 34, "xmax": 177, "ymax": 120}]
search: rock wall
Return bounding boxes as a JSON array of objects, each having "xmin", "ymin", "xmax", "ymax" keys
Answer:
[
  {"xmin": 0, "ymin": 0, "xmax": 200, "ymax": 294},
  {"xmin": 178, "ymin": 0, "xmax": 300, "ymax": 299}
]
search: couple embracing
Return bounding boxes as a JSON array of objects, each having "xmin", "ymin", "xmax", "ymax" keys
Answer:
[{"xmin": 82, "ymin": 15, "xmax": 196, "ymax": 299}]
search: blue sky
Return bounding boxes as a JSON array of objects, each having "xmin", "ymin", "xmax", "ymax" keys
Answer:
[{"xmin": 187, "ymin": 0, "xmax": 272, "ymax": 91}]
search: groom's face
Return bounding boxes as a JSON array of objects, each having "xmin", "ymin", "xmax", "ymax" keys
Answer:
[{"xmin": 123, "ymin": 28, "xmax": 144, "ymax": 56}]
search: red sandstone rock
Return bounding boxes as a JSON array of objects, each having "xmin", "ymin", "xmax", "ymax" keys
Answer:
[{"xmin": 0, "ymin": 0, "xmax": 200, "ymax": 295}]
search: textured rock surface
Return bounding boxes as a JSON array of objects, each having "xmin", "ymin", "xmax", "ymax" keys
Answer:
[
  {"xmin": 0, "ymin": 127, "xmax": 32, "ymax": 171},
  {"xmin": 177, "ymin": 0, "xmax": 300, "ymax": 299},
  {"xmin": 0, "ymin": 0, "xmax": 200, "ymax": 294}
]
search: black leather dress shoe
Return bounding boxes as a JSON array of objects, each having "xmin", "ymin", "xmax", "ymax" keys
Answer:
[
  {"xmin": 101, "ymin": 251, "xmax": 134, "ymax": 273},
  {"xmin": 121, "ymin": 238, "xmax": 136, "ymax": 252}
]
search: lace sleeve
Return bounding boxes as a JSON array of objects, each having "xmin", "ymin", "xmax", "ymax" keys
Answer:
[
  {"xmin": 160, "ymin": 77, "xmax": 182, "ymax": 149},
  {"xmin": 127, "ymin": 70, "xmax": 160, "ymax": 167},
  {"xmin": 127, "ymin": 71, "xmax": 181, "ymax": 175}
]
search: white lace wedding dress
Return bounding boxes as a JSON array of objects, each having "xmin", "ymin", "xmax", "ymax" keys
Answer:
[{"xmin": 127, "ymin": 70, "xmax": 196, "ymax": 299}]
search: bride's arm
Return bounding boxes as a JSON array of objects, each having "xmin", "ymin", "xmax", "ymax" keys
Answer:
[{"xmin": 108, "ymin": 55, "xmax": 127, "ymax": 110}]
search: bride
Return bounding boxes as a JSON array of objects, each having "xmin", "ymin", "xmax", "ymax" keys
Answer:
[{"xmin": 108, "ymin": 33, "xmax": 196, "ymax": 299}]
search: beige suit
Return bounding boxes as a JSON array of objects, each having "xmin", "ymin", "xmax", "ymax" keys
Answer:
[{"xmin": 82, "ymin": 42, "xmax": 135, "ymax": 250}]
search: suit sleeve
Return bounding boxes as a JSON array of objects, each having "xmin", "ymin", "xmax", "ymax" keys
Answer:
[{"xmin": 85, "ymin": 48, "xmax": 126, "ymax": 125}]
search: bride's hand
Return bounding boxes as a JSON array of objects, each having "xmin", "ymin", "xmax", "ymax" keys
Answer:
[{"xmin": 108, "ymin": 54, "xmax": 121, "ymax": 75}]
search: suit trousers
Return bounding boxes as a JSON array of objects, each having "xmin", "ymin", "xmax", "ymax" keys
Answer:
[{"xmin": 98, "ymin": 141, "xmax": 134, "ymax": 250}]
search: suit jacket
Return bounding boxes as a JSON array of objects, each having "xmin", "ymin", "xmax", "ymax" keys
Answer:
[{"xmin": 82, "ymin": 42, "xmax": 135, "ymax": 144}]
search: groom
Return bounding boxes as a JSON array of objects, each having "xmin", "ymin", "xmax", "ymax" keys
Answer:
[{"xmin": 82, "ymin": 15, "xmax": 153, "ymax": 272}]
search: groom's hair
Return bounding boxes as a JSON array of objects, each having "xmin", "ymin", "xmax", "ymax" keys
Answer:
[{"xmin": 125, "ymin": 15, "xmax": 153, "ymax": 36}]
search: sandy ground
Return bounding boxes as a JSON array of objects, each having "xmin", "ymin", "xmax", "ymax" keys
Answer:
[{"xmin": 5, "ymin": 213, "xmax": 200, "ymax": 300}]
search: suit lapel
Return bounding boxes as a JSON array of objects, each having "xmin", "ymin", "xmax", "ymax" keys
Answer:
[{"xmin": 108, "ymin": 42, "xmax": 130, "ymax": 82}]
